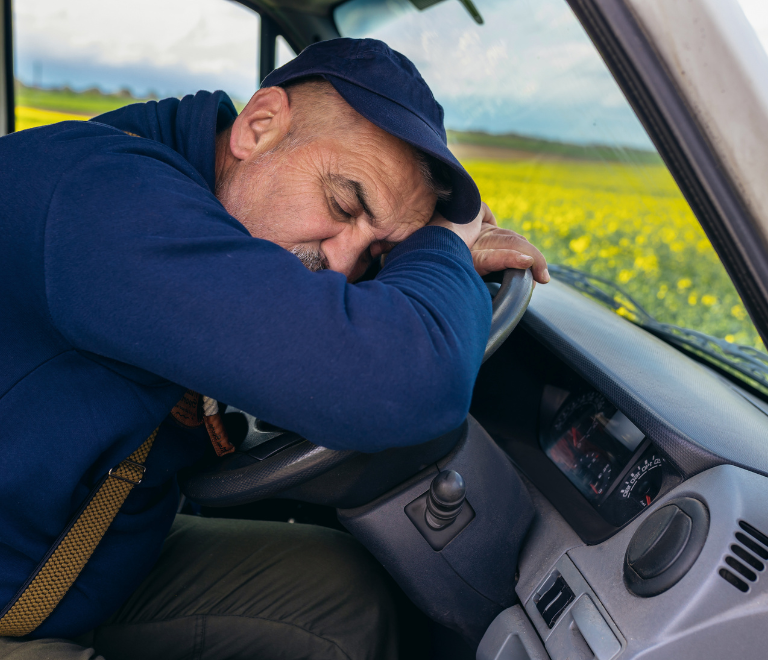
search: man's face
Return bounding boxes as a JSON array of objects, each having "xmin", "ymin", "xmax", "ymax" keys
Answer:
[{"xmin": 216, "ymin": 88, "xmax": 438, "ymax": 282}]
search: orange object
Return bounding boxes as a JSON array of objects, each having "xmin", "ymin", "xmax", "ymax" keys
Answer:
[
  {"xmin": 171, "ymin": 390, "xmax": 203, "ymax": 428},
  {"xmin": 204, "ymin": 413, "xmax": 235, "ymax": 457}
]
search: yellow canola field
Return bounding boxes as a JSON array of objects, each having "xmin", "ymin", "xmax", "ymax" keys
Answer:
[
  {"xmin": 463, "ymin": 158, "xmax": 762, "ymax": 349},
  {"xmin": 15, "ymin": 106, "xmax": 89, "ymax": 132}
]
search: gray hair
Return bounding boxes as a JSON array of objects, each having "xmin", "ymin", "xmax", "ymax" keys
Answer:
[{"xmin": 414, "ymin": 150, "xmax": 452, "ymax": 203}]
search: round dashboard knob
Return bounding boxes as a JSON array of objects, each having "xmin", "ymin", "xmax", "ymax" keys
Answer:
[{"xmin": 624, "ymin": 497, "xmax": 709, "ymax": 597}]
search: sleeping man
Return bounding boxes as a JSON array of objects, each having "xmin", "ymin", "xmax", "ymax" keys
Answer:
[{"xmin": 0, "ymin": 37, "xmax": 547, "ymax": 660}]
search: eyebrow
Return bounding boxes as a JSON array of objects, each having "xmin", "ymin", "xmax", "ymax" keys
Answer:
[{"xmin": 329, "ymin": 174, "xmax": 377, "ymax": 225}]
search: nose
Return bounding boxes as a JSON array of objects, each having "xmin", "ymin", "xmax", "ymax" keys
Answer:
[{"xmin": 321, "ymin": 224, "xmax": 375, "ymax": 280}]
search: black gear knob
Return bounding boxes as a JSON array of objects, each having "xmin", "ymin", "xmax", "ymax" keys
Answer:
[{"xmin": 425, "ymin": 470, "xmax": 466, "ymax": 530}]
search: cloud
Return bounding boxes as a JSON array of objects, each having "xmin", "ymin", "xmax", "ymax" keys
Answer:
[
  {"xmin": 15, "ymin": 0, "xmax": 652, "ymax": 146},
  {"xmin": 738, "ymin": 0, "xmax": 768, "ymax": 51},
  {"xmin": 359, "ymin": 0, "xmax": 650, "ymax": 146},
  {"xmin": 14, "ymin": 0, "xmax": 260, "ymax": 98}
]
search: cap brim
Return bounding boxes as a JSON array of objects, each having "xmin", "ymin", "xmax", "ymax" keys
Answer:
[{"xmin": 325, "ymin": 75, "xmax": 480, "ymax": 224}]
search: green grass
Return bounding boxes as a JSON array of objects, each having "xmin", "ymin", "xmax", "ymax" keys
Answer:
[
  {"xmin": 15, "ymin": 81, "xmax": 148, "ymax": 116},
  {"xmin": 447, "ymin": 129, "xmax": 663, "ymax": 164},
  {"xmin": 14, "ymin": 81, "xmax": 248, "ymax": 119}
]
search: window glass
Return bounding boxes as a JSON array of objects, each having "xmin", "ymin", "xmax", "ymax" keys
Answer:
[
  {"xmin": 276, "ymin": 35, "xmax": 297, "ymax": 69},
  {"xmin": 336, "ymin": 0, "xmax": 766, "ymax": 363},
  {"xmin": 738, "ymin": 0, "xmax": 768, "ymax": 55},
  {"xmin": 13, "ymin": 0, "xmax": 259, "ymax": 130}
]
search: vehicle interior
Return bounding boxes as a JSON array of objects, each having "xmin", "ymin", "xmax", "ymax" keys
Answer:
[{"xmin": 4, "ymin": 0, "xmax": 768, "ymax": 658}]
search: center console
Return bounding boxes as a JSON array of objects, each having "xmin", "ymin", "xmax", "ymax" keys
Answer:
[{"xmin": 337, "ymin": 416, "xmax": 535, "ymax": 643}]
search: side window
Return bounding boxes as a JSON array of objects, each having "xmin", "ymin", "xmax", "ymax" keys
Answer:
[
  {"xmin": 336, "ymin": 0, "xmax": 765, "ymax": 356},
  {"xmin": 13, "ymin": 0, "xmax": 260, "ymax": 130},
  {"xmin": 738, "ymin": 0, "xmax": 768, "ymax": 55},
  {"xmin": 276, "ymin": 35, "xmax": 296, "ymax": 69}
]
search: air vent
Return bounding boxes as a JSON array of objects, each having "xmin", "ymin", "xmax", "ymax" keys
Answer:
[{"xmin": 719, "ymin": 521, "xmax": 768, "ymax": 592}]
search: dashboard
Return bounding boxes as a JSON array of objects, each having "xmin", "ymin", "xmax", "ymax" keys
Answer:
[
  {"xmin": 467, "ymin": 280, "xmax": 768, "ymax": 658},
  {"xmin": 540, "ymin": 387, "xmax": 681, "ymax": 527},
  {"xmin": 471, "ymin": 279, "xmax": 768, "ymax": 544}
]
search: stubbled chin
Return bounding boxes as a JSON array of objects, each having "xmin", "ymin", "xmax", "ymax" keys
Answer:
[{"xmin": 289, "ymin": 245, "xmax": 329, "ymax": 272}]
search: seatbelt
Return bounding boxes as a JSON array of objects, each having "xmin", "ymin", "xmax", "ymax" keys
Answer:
[
  {"xmin": 0, "ymin": 429, "xmax": 158, "ymax": 637},
  {"xmin": 0, "ymin": 387, "xmax": 236, "ymax": 638}
]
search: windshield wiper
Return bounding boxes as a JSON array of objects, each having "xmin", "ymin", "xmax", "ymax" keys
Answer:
[{"xmin": 549, "ymin": 264, "xmax": 768, "ymax": 392}]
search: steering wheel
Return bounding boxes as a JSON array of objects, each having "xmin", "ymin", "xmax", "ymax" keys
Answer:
[{"xmin": 181, "ymin": 268, "xmax": 534, "ymax": 507}]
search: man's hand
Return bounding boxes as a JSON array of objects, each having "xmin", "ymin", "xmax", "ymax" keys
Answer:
[{"xmin": 427, "ymin": 202, "xmax": 550, "ymax": 283}]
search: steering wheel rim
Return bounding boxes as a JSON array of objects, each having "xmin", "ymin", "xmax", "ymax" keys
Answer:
[
  {"xmin": 484, "ymin": 267, "xmax": 535, "ymax": 363},
  {"xmin": 181, "ymin": 268, "xmax": 534, "ymax": 507}
]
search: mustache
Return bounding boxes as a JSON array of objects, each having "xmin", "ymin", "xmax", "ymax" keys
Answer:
[{"xmin": 290, "ymin": 245, "xmax": 330, "ymax": 272}]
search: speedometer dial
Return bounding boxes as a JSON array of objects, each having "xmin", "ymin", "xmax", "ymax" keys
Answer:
[
  {"xmin": 620, "ymin": 454, "xmax": 664, "ymax": 508},
  {"xmin": 543, "ymin": 391, "xmax": 626, "ymax": 502},
  {"xmin": 580, "ymin": 451, "xmax": 612, "ymax": 496}
]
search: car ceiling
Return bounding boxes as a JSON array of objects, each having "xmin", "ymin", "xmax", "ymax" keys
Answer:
[{"xmin": 238, "ymin": 0, "xmax": 341, "ymax": 53}]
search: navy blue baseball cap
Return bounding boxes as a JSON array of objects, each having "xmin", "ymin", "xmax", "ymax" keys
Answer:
[{"xmin": 261, "ymin": 38, "xmax": 481, "ymax": 224}]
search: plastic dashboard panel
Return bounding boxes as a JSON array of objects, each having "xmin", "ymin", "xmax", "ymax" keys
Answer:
[
  {"xmin": 519, "ymin": 280, "xmax": 768, "ymax": 479},
  {"xmin": 517, "ymin": 464, "xmax": 768, "ymax": 659}
]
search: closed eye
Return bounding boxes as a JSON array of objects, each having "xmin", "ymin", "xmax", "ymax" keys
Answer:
[{"xmin": 329, "ymin": 195, "xmax": 353, "ymax": 221}]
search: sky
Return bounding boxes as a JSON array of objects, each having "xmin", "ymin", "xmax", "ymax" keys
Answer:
[
  {"xmin": 12, "ymin": 0, "xmax": 768, "ymax": 147},
  {"xmin": 13, "ymin": 0, "xmax": 294, "ymax": 101}
]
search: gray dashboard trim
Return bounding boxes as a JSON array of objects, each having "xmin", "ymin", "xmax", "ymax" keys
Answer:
[
  {"xmin": 570, "ymin": 464, "xmax": 768, "ymax": 659},
  {"xmin": 515, "ymin": 463, "xmax": 768, "ymax": 659},
  {"xmin": 516, "ymin": 473, "xmax": 583, "ymax": 604},
  {"xmin": 521, "ymin": 281, "xmax": 768, "ymax": 478}
]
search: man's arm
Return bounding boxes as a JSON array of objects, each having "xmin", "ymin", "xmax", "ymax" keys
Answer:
[{"xmin": 45, "ymin": 145, "xmax": 491, "ymax": 452}]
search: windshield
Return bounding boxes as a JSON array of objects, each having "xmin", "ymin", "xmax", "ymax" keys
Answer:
[
  {"xmin": 336, "ymin": 0, "xmax": 766, "ymax": 362},
  {"xmin": 738, "ymin": 1, "xmax": 768, "ymax": 56}
]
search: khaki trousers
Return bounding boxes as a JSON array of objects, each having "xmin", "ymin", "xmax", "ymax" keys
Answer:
[{"xmin": 0, "ymin": 514, "xmax": 407, "ymax": 660}]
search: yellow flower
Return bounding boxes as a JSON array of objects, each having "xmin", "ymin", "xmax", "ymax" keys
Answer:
[
  {"xmin": 701, "ymin": 295, "xmax": 718, "ymax": 307},
  {"xmin": 569, "ymin": 235, "xmax": 591, "ymax": 254},
  {"xmin": 731, "ymin": 305, "xmax": 747, "ymax": 320},
  {"xmin": 677, "ymin": 278, "xmax": 692, "ymax": 290},
  {"xmin": 634, "ymin": 254, "xmax": 658, "ymax": 272}
]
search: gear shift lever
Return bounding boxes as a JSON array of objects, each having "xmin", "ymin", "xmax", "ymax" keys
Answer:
[{"xmin": 425, "ymin": 470, "xmax": 466, "ymax": 530}]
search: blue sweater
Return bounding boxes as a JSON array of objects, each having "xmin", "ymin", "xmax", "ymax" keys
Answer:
[{"xmin": 0, "ymin": 91, "xmax": 491, "ymax": 637}]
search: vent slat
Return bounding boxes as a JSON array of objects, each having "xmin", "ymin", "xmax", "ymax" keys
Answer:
[
  {"xmin": 726, "ymin": 556, "xmax": 757, "ymax": 581},
  {"xmin": 718, "ymin": 521, "xmax": 768, "ymax": 592},
  {"xmin": 739, "ymin": 521, "xmax": 768, "ymax": 550},
  {"xmin": 719, "ymin": 568, "xmax": 749, "ymax": 592},
  {"xmin": 732, "ymin": 544, "xmax": 764, "ymax": 571},
  {"xmin": 735, "ymin": 532, "xmax": 768, "ymax": 560}
]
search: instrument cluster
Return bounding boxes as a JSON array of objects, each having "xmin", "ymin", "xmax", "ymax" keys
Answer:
[{"xmin": 541, "ymin": 390, "xmax": 681, "ymax": 527}]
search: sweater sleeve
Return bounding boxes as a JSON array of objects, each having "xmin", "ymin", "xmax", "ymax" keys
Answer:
[{"xmin": 44, "ymin": 144, "xmax": 491, "ymax": 451}]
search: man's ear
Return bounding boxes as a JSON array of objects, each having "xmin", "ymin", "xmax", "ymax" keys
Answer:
[{"xmin": 229, "ymin": 86, "xmax": 292, "ymax": 161}]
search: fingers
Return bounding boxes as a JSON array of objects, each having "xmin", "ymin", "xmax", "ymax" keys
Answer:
[
  {"xmin": 472, "ymin": 249, "xmax": 537, "ymax": 277},
  {"xmin": 472, "ymin": 226, "xmax": 549, "ymax": 283},
  {"xmin": 461, "ymin": 202, "xmax": 549, "ymax": 282}
]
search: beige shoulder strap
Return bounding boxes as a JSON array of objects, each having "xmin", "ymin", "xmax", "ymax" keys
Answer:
[{"xmin": 0, "ymin": 428, "xmax": 158, "ymax": 637}]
